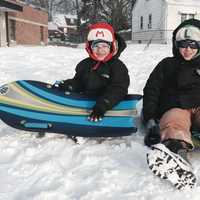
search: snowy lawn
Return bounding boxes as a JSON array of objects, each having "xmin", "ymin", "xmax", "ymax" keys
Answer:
[{"xmin": 0, "ymin": 43, "xmax": 200, "ymax": 200}]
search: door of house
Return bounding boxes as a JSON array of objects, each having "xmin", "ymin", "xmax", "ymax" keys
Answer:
[{"xmin": 40, "ymin": 26, "xmax": 44, "ymax": 43}]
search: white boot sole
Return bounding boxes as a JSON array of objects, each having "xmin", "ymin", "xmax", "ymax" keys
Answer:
[{"xmin": 147, "ymin": 143, "xmax": 196, "ymax": 189}]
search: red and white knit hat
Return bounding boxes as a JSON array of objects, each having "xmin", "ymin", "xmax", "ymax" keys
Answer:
[{"xmin": 86, "ymin": 23, "xmax": 117, "ymax": 62}]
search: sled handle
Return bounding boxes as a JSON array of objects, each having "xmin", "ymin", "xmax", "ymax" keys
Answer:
[{"xmin": 21, "ymin": 121, "xmax": 52, "ymax": 129}]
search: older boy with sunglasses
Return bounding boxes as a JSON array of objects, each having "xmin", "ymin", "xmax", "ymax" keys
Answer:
[{"xmin": 143, "ymin": 19, "xmax": 200, "ymax": 189}]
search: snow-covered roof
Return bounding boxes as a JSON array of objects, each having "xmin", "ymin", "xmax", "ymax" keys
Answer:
[
  {"xmin": 48, "ymin": 22, "xmax": 59, "ymax": 30},
  {"xmin": 65, "ymin": 14, "xmax": 77, "ymax": 20},
  {"xmin": 53, "ymin": 14, "xmax": 77, "ymax": 27},
  {"xmin": 53, "ymin": 14, "xmax": 67, "ymax": 27},
  {"xmin": 165, "ymin": 0, "xmax": 200, "ymax": 5}
]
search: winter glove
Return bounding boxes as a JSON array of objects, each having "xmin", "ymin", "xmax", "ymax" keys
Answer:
[
  {"xmin": 144, "ymin": 119, "xmax": 161, "ymax": 147},
  {"xmin": 52, "ymin": 80, "xmax": 73, "ymax": 91},
  {"xmin": 88, "ymin": 99, "xmax": 110, "ymax": 122},
  {"xmin": 89, "ymin": 107, "xmax": 105, "ymax": 122}
]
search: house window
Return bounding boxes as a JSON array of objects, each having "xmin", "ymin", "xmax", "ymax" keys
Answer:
[
  {"xmin": 181, "ymin": 14, "xmax": 187, "ymax": 22},
  {"xmin": 181, "ymin": 13, "xmax": 195, "ymax": 22},
  {"xmin": 140, "ymin": 16, "xmax": 143, "ymax": 30},
  {"xmin": 189, "ymin": 14, "xmax": 195, "ymax": 19},
  {"xmin": 9, "ymin": 19, "xmax": 16, "ymax": 41},
  {"xmin": 148, "ymin": 14, "xmax": 152, "ymax": 29},
  {"xmin": 63, "ymin": 28, "xmax": 67, "ymax": 33},
  {"xmin": 70, "ymin": 18, "xmax": 74, "ymax": 24}
]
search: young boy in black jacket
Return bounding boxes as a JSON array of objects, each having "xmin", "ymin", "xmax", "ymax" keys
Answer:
[
  {"xmin": 56, "ymin": 22, "xmax": 130, "ymax": 122},
  {"xmin": 143, "ymin": 19, "xmax": 200, "ymax": 189}
]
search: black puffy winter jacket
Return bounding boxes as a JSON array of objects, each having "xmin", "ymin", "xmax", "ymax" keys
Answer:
[
  {"xmin": 62, "ymin": 33, "xmax": 130, "ymax": 112},
  {"xmin": 143, "ymin": 19, "xmax": 200, "ymax": 122}
]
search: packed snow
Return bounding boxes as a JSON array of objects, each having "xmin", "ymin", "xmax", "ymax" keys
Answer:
[{"xmin": 0, "ymin": 43, "xmax": 200, "ymax": 200}]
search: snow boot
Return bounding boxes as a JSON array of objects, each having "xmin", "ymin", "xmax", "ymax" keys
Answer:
[{"xmin": 147, "ymin": 143, "xmax": 196, "ymax": 190}]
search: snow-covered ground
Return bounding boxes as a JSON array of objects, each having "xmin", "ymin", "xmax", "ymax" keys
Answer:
[{"xmin": 0, "ymin": 43, "xmax": 200, "ymax": 200}]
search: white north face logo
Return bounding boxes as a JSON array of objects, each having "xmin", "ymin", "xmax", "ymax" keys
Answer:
[{"xmin": 101, "ymin": 74, "xmax": 110, "ymax": 79}]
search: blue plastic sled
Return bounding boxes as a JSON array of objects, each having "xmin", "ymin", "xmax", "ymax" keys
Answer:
[{"xmin": 0, "ymin": 80, "xmax": 142, "ymax": 137}]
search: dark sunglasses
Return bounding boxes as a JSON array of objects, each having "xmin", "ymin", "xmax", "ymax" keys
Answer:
[{"xmin": 176, "ymin": 40, "xmax": 200, "ymax": 49}]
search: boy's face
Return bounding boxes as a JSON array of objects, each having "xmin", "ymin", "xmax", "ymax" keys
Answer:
[
  {"xmin": 177, "ymin": 40, "xmax": 199, "ymax": 60},
  {"xmin": 91, "ymin": 42, "xmax": 111, "ymax": 61},
  {"xmin": 179, "ymin": 47, "xmax": 198, "ymax": 61}
]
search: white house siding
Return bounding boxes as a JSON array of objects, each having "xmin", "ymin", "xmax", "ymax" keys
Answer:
[
  {"xmin": 132, "ymin": 0, "xmax": 200, "ymax": 44},
  {"xmin": 165, "ymin": 2, "xmax": 200, "ymax": 43},
  {"xmin": 0, "ymin": 12, "xmax": 7, "ymax": 46},
  {"xmin": 132, "ymin": 0, "xmax": 167, "ymax": 44}
]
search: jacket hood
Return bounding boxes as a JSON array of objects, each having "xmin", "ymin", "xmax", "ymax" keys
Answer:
[
  {"xmin": 113, "ymin": 33, "xmax": 127, "ymax": 58},
  {"xmin": 172, "ymin": 19, "xmax": 200, "ymax": 61},
  {"xmin": 85, "ymin": 22, "xmax": 126, "ymax": 62}
]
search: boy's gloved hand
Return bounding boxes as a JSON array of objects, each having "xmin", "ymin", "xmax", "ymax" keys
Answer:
[
  {"xmin": 88, "ymin": 104, "xmax": 106, "ymax": 122},
  {"xmin": 88, "ymin": 99, "xmax": 111, "ymax": 122},
  {"xmin": 88, "ymin": 107, "xmax": 105, "ymax": 122},
  {"xmin": 144, "ymin": 119, "xmax": 161, "ymax": 147}
]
